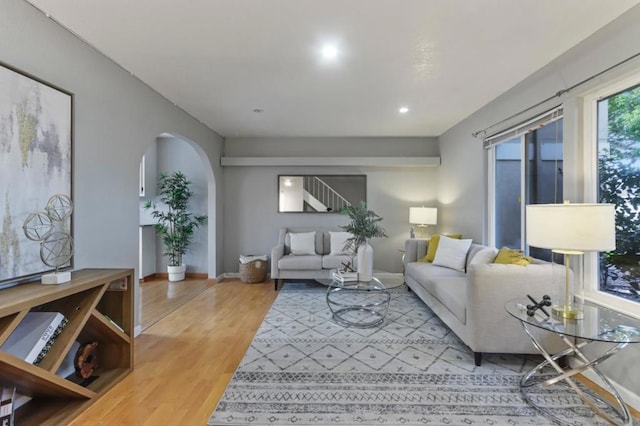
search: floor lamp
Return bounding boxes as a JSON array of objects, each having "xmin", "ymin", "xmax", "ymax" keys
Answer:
[
  {"xmin": 526, "ymin": 202, "xmax": 615, "ymax": 319},
  {"xmin": 409, "ymin": 207, "xmax": 437, "ymax": 239}
]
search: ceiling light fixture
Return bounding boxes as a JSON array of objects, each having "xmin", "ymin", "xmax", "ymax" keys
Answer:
[
  {"xmin": 321, "ymin": 44, "xmax": 338, "ymax": 60},
  {"xmin": 399, "ymin": 107, "xmax": 409, "ymax": 114}
]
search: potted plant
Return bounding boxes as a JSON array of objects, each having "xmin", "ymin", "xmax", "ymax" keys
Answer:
[
  {"xmin": 340, "ymin": 201, "xmax": 387, "ymax": 281},
  {"xmin": 144, "ymin": 171, "xmax": 207, "ymax": 281}
]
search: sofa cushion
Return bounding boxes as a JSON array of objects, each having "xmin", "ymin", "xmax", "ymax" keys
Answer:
[
  {"xmin": 494, "ymin": 247, "xmax": 533, "ymax": 266},
  {"xmin": 469, "ymin": 247, "xmax": 498, "ymax": 265},
  {"xmin": 424, "ymin": 277, "xmax": 467, "ymax": 324},
  {"xmin": 278, "ymin": 254, "xmax": 322, "ymax": 270},
  {"xmin": 329, "ymin": 231, "xmax": 353, "ymax": 255},
  {"xmin": 286, "ymin": 231, "xmax": 324, "ymax": 255},
  {"xmin": 322, "ymin": 254, "xmax": 353, "ymax": 270},
  {"xmin": 406, "ymin": 261, "xmax": 465, "ymax": 285},
  {"xmin": 289, "ymin": 232, "xmax": 317, "ymax": 255},
  {"xmin": 432, "ymin": 236, "xmax": 472, "ymax": 272},
  {"xmin": 421, "ymin": 234, "xmax": 462, "ymax": 262}
]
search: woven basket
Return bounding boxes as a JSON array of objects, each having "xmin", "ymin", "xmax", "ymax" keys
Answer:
[{"xmin": 239, "ymin": 258, "xmax": 267, "ymax": 283}]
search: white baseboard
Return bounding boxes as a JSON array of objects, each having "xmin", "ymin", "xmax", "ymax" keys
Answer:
[{"xmin": 579, "ymin": 369, "xmax": 640, "ymax": 412}]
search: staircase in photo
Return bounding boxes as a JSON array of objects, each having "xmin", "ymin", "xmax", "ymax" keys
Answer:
[{"xmin": 303, "ymin": 176, "xmax": 351, "ymax": 213}]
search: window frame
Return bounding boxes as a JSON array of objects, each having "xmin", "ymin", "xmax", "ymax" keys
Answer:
[
  {"xmin": 486, "ymin": 111, "xmax": 563, "ymax": 253},
  {"xmin": 582, "ymin": 71, "xmax": 640, "ymax": 319}
]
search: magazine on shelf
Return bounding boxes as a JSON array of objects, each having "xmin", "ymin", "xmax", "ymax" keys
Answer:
[
  {"xmin": 1, "ymin": 386, "xmax": 15, "ymax": 426},
  {"xmin": 1, "ymin": 312, "xmax": 68, "ymax": 365}
]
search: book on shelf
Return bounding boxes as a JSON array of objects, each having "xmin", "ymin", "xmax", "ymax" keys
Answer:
[
  {"xmin": 332, "ymin": 270, "xmax": 358, "ymax": 283},
  {"xmin": 1, "ymin": 386, "xmax": 15, "ymax": 426},
  {"xmin": 1, "ymin": 312, "xmax": 68, "ymax": 365}
]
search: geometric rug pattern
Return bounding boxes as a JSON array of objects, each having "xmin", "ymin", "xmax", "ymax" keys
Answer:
[{"xmin": 209, "ymin": 282, "xmax": 619, "ymax": 425}]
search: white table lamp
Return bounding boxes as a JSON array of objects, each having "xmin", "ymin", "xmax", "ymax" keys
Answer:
[
  {"xmin": 526, "ymin": 202, "xmax": 615, "ymax": 319},
  {"xmin": 409, "ymin": 207, "xmax": 437, "ymax": 239}
]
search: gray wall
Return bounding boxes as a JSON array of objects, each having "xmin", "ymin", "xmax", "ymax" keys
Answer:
[
  {"xmin": 438, "ymin": 4, "xmax": 640, "ymax": 404},
  {"xmin": 2, "ymin": 0, "xmax": 225, "ymax": 328},
  {"xmin": 223, "ymin": 137, "xmax": 440, "ymax": 273}
]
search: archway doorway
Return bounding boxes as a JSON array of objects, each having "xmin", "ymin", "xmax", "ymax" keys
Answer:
[{"xmin": 138, "ymin": 133, "xmax": 215, "ymax": 330}]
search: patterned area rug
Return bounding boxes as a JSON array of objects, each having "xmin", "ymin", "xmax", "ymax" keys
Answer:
[{"xmin": 209, "ymin": 282, "xmax": 623, "ymax": 425}]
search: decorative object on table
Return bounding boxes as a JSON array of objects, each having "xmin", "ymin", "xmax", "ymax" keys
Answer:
[
  {"xmin": 526, "ymin": 202, "xmax": 615, "ymax": 319},
  {"xmin": 0, "ymin": 62, "xmax": 72, "ymax": 289},
  {"xmin": 332, "ymin": 269, "xmax": 358, "ymax": 283},
  {"xmin": 409, "ymin": 206, "xmax": 437, "ymax": 239},
  {"xmin": 239, "ymin": 255, "xmax": 268, "ymax": 283},
  {"xmin": 340, "ymin": 260, "xmax": 355, "ymax": 272},
  {"xmin": 75, "ymin": 341, "xmax": 99, "ymax": 379},
  {"xmin": 526, "ymin": 294, "xmax": 551, "ymax": 317},
  {"xmin": 22, "ymin": 194, "xmax": 74, "ymax": 284},
  {"xmin": 144, "ymin": 171, "xmax": 207, "ymax": 282},
  {"xmin": 340, "ymin": 201, "xmax": 387, "ymax": 282}
]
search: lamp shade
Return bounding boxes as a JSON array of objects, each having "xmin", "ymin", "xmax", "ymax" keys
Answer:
[
  {"xmin": 409, "ymin": 207, "xmax": 437, "ymax": 225},
  {"xmin": 526, "ymin": 203, "xmax": 615, "ymax": 251}
]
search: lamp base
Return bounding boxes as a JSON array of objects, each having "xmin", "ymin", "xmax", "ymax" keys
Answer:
[
  {"xmin": 552, "ymin": 304, "xmax": 583, "ymax": 320},
  {"xmin": 413, "ymin": 225, "xmax": 429, "ymax": 239}
]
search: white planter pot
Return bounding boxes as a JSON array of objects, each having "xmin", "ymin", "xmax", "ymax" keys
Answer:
[
  {"xmin": 356, "ymin": 243, "xmax": 374, "ymax": 282},
  {"xmin": 168, "ymin": 264, "xmax": 186, "ymax": 282}
]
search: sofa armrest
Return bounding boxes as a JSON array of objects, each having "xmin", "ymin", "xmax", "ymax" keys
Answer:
[
  {"xmin": 271, "ymin": 244, "xmax": 284, "ymax": 278},
  {"xmin": 404, "ymin": 239, "xmax": 428, "ymax": 264},
  {"xmin": 465, "ymin": 263, "xmax": 560, "ymax": 353}
]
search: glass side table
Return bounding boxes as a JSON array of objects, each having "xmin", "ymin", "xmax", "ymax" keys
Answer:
[{"xmin": 506, "ymin": 299, "xmax": 640, "ymax": 425}]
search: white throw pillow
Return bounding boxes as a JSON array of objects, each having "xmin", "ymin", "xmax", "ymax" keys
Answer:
[
  {"xmin": 289, "ymin": 232, "xmax": 316, "ymax": 255},
  {"xmin": 329, "ymin": 231, "xmax": 353, "ymax": 255},
  {"xmin": 469, "ymin": 247, "xmax": 499, "ymax": 265},
  {"xmin": 432, "ymin": 235, "xmax": 473, "ymax": 272}
]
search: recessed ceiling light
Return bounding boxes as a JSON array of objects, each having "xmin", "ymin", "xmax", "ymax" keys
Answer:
[
  {"xmin": 399, "ymin": 107, "xmax": 409, "ymax": 114},
  {"xmin": 322, "ymin": 44, "xmax": 338, "ymax": 60}
]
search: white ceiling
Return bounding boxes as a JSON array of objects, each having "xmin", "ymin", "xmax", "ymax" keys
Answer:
[{"xmin": 25, "ymin": 0, "xmax": 640, "ymax": 138}]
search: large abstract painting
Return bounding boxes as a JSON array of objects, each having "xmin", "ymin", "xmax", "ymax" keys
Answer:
[{"xmin": 0, "ymin": 63, "xmax": 72, "ymax": 286}]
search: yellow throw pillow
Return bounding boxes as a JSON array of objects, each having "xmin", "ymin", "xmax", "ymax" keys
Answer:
[
  {"xmin": 420, "ymin": 234, "xmax": 463, "ymax": 262},
  {"xmin": 493, "ymin": 247, "xmax": 534, "ymax": 266}
]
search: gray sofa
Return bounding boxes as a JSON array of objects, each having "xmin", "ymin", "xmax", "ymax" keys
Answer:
[
  {"xmin": 271, "ymin": 227, "xmax": 355, "ymax": 290},
  {"xmin": 403, "ymin": 239, "xmax": 563, "ymax": 365}
]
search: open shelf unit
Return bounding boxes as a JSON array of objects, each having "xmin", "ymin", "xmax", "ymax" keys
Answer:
[{"xmin": 0, "ymin": 268, "xmax": 134, "ymax": 425}]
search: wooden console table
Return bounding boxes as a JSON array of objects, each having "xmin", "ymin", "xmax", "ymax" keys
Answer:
[{"xmin": 0, "ymin": 268, "xmax": 134, "ymax": 425}]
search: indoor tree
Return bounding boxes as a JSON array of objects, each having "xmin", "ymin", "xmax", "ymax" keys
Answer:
[{"xmin": 144, "ymin": 171, "xmax": 207, "ymax": 281}]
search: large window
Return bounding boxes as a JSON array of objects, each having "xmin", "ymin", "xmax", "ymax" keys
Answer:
[
  {"xmin": 489, "ymin": 115, "xmax": 563, "ymax": 259},
  {"xmin": 597, "ymin": 84, "xmax": 640, "ymax": 304}
]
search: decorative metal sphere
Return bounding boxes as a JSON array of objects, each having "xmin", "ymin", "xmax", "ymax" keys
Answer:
[
  {"xmin": 23, "ymin": 211, "xmax": 54, "ymax": 241},
  {"xmin": 45, "ymin": 194, "xmax": 73, "ymax": 222},
  {"xmin": 40, "ymin": 231, "xmax": 74, "ymax": 268}
]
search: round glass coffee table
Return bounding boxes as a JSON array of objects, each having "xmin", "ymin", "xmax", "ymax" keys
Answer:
[{"xmin": 316, "ymin": 273, "xmax": 404, "ymax": 328}]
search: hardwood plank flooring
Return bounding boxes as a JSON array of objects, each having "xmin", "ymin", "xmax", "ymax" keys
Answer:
[
  {"xmin": 70, "ymin": 279, "xmax": 277, "ymax": 426},
  {"xmin": 140, "ymin": 277, "xmax": 215, "ymax": 330}
]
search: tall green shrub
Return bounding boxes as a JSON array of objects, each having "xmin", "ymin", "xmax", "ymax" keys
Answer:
[{"xmin": 144, "ymin": 171, "xmax": 207, "ymax": 266}]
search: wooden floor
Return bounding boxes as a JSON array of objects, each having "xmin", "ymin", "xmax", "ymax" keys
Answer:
[
  {"xmin": 70, "ymin": 278, "xmax": 639, "ymax": 425},
  {"xmin": 70, "ymin": 278, "xmax": 278, "ymax": 426},
  {"xmin": 140, "ymin": 277, "xmax": 215, "ymax": 330}
]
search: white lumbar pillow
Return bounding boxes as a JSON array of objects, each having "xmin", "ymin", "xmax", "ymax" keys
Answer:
[
  {"xmin": 329, "ymin": 231, "xmax": 353, "ymax": 255},
  {"xmin": 432, "ymin": 235, "xmax": 473, "ymax": 272},
  {"xmin": 289, "ymin": 232, "xmax": 316, "ymax": 255},
  {"xmin": 469, "ymin": 247, "xmax": 499, "ymax": 265}
]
